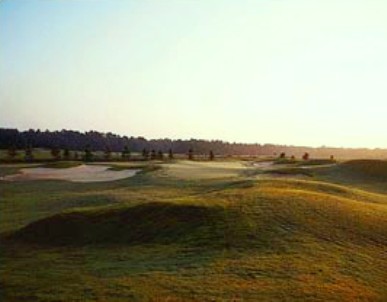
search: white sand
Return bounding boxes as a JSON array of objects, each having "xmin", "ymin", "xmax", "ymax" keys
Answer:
[
  {"xmin": 1, "ymin": 164, "xmax": 140, "ymax": 183},
  {"xmin": 161, "ymin": 160, "xmax": 249, "ymax": 179},
  {"xmin": 252, "ymin": 161, "xmax": 275, "ymax": 170}
]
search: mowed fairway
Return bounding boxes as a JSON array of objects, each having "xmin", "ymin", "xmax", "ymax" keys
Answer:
[{"xmin": 0, "ymin": 160, "xmax": 386, "ymax": 301}]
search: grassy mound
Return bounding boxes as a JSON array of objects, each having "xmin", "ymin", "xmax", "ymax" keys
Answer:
[
  {"xmin": 2, "ymin": 176, "xmax": 387, "ymax": 301},
  {"xmin": 297, "ymin": 159, "xmax": 336, "ymax": 166},
  {"xmin": 10, "ymin": 202, "xmax": 248, "ymax": 246},
  {"xmin": 262, "ymin": 167, "xmax": 313, "ymax": 177},
  {"xmin": 10, "ymin": 179, "xmax": 387, "ymax": 249},
  {"xmin": 340, "ymin": 159, "xmax": 387, "ymax": 179}
]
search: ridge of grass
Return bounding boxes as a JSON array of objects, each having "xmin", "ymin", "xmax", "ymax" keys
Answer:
[
  {"xmin": 340, "ymin": 159, "xmax": 387, "ymax": 179},
  {"xmin": 1, "ymin": 160, "xmax": 387, "ymax": 301}
]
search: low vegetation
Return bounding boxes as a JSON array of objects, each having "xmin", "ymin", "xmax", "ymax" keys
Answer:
[
  {"xmin": 1, "ymin": 159, "xmax": 386, "ymax": 301},
  {"xmin": 340, "ymin": 159, "xmax": 387, "ymax": 179}
]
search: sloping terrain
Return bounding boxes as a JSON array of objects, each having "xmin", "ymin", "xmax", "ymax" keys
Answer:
[
  {"xmin": 1, "ymin": 160, "xmax": 387, "ymax": 301},
  {"xmin": 340, "ymin": 160, "xmax": 387, "ymax": 180}
]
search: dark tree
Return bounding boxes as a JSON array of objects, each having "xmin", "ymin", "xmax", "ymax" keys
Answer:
[
  {"xmin": 209, "ymin": 150, "xmax": 215, "ymax": 161},
  {"xmin": 168, "ymin": 149, "xmax": 174, "ymax": 159},
  {"xmin": 157, "ymin": 150, "xmax": 164, "ymax": 160},
  {"xmin": 121, "ymin": 146, "xmax": 130, "ymax": 161},
  {"xmin": 150, "ymin": 149, "xmax": 156, "ymax": 160},
  {"xmin": 74, "ymin": 152, "xmax": 79, "ymax": 160},
  {"xmin": 63, "ymin": 148, "xmax": 70, "ymax": 160},
  {"xmin": 188, "ymin": 148, "xmax": 194, "ymax": 160},
  {"xmin": 290, "ymin": 155, "xmax": 295, "ymax": 160},
  {"xmin": 330, "ymin": 155, "xmax": 335, "ymax": 161},
  {"xmin": 302, "ymin": 152, "xmax": 309, "ymax": 161},
  {"xmin": 51, "ymin": 147, "xmax": 61, "ymax": 160},
  {"xmin": 279, "ymin": 152, "xmax": 286, "ymax": 159},
  {"xmin": 104, "ymin": 147, "xmax": 112, "ymax": 160},
  {"xmin": 2, "ymin": 128, "xmax": 385, "ymax": 160},
  {"xmin": 7, "ymin": 146, "xmax": 17, "ymax": 159},
  {"xmin": 84, "ymin": 145, "xmax": 93, "ymax": 162},
  {"xmin": 142, "ymin": 148, "xmax": 149, "ymax": 160},
  {"xmin": 24, "ymin": 145, "xmax": 33, "ymax": 162}
]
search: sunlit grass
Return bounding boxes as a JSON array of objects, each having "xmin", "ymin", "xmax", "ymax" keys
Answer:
[{"xmin": 1, "ymin": 159, "xmax": 386, "ymax": 301}]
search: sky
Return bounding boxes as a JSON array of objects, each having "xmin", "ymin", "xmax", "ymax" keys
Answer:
[{"xmin": 1, "ymin": 0, "xmax": 387, "ymax": 148}]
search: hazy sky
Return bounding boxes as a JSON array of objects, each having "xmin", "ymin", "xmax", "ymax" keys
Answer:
[{"xmin": 1, "ymin": 0, "xmax": 387, "ymax": 148}]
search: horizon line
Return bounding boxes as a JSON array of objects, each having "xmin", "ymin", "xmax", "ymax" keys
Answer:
[{"xmin": 1, "ymin": 126, "xmax": 386, "ymax": 151}]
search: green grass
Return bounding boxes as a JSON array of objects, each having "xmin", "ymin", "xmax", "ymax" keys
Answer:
[
  {"xmin": 263, "ymin": 167, "xmax": 314, "ymax": 177},
  {"xmin": 340, "ymin": 159, "xmax": 387, "ymax": 179},
  {"xmin": 314, "ymin": 159, "xmax": 387, "ymax": 193},
  {"xmin": 40, "ymin": 161, "xmax": 82, "ymax": 169},
  {"xmin": 297, "ymin": 159, "xmax": 336, "ymax": 166},
  {"xmin": 274, "ymin": 158, "xmax": 336, "ymax": 166},
  {"xmin": 1, "ymin": 159, "xmax": 386, "ymax": 301},
  {"xmin": 0, "ymin": 148, "xmax": 52, "ymax": 161}
]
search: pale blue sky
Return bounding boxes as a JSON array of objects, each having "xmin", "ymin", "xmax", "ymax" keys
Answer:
[{"xmin": 1, "ymin": 0, "xmax": 387, "ymax": 148}]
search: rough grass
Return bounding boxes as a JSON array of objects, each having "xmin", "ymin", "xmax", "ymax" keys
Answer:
[
  {"xmin": 9, "ymin": 202, "xmax": 235, "ymax": 246},
  {"xmin": 40, "ymin": 161, "xmax": 82, "ymax": 169},
  {"xmin": 1, "ymin": 160, "xmax": 387, "ymax": 301},
  {"xmin": 340, "ymin": 159, "xmax": 387, "ymax": 179},
  {"xmin": 314, "ymin": 159, "xmax": 387, "ymax": 193},
  {"xmin": 262, "ymin": 167, "xmax": 313, "ymax": 177},
  {"xmin": 297, "ymin": 159, "xmax": 336, "ymax": 166}
]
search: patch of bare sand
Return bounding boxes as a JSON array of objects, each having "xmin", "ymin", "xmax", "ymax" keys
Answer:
[
  {"xmin": 1, "ymin": 164, "xmax": 140, "ymax": 183},
  {"xmin": 161, "ymin": 160, "xmax": 249, "ymax": 179}
]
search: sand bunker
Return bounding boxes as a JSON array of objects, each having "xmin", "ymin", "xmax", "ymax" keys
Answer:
[
  {"xmin": 162, "ymin": 160, "xmax": 249, "ymax": 179},
  {"xmin": 1, "ymin": 164, "xmax": 140, "ymax": 183},
  {"xmin": 252, "ymin": 161, "xmax": 275, "ymax": 170}
]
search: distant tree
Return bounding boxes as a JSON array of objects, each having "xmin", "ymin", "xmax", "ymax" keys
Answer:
[
  {"xmin": 51, "ymin": 147, "xmax": 61, "ymax": 160},
  {"xmin": 121, "ymin": 146, "xmax": 130, "ymax": 161},
  {"xmin": 74, "ymin": 151, "xmax": 79, "ymax": 160},
  {"xmin": 142, "ymin": 148, "xmax": 149, "ymax": 160},
  {"xmin": 63, "ymin": 148, "xmax": 70, "ymax": 160},
  {"xmin": 157, "ymin": 150, "xmax": 164, "ymax": 160},
  {"xmin": 7, "ymin": 146, "xmax": 17, "ymax": 159},
  {"xmin": 104, "ymin": 147, "xmax": 112, "ymax": 160},
  {"xmin": 150, "ymin": 149, "xmax": 156, "ymax": 160},
  {"xmin": 24, "ymin": 145, "xmax": 34, "ymax": 162},
  {"xmin": 302, "ymin": 152, "xmax": 309, "ymax": 161},
  {"xmin": 84, "ymin": 145, "xmax": 93, "ymax": 162},
  {"xmin": 209, "ymin": 150, "xmax": 215, "ymax": 161},
  {"xmin": 279, "ymin": 152, "xmax": 286, "ymax": 159},
  {"xmin": 290, "ymin": 155, "xmax": 295, "ymax": 160},
  {"xmin": 330, "ymin": 155, "xmax": 335, "ymax": 161},
  {"xmin": 168, "ymin": 149, "xmax": 174, "ymax": 160},
  {"xmin": 188, "ymin": 148, "xmax": 194, "ymax": 160}
]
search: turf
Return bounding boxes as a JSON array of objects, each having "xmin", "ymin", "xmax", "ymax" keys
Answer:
[{"xmin": 1, "ymin": 159, "xmax": 386, "ymax": 301}]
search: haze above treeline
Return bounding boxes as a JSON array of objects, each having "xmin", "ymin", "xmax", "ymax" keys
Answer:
[
  {"xmin": 1, "ymin": 1, "xmax": 387, "ymax": 150},
  {"xmin": 1, "ymin": 128, "xmax": 386, "ymax": 160}
]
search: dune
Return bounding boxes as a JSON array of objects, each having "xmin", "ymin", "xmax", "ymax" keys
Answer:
[{"xmin": 1, "ymin": 164, "xmax": 139, "ymax": 183}]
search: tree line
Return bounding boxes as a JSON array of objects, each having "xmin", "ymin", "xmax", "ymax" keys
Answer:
[{"xmin": 1, "ymin": 128, "xmax": 386, "ymax": 160}]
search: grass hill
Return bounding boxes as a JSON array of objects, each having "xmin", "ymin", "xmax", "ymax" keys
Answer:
[
  {"xmin": 340, "ymin": 159, "xmax": 387, "ymax": 179},
  {"xmin": 313, "ymin": 159, "xmax": 387, "ymax": 193},
  {"xmin": 1, "ymin": 160, "xmax": 387, "ymax": 301},
  {"xmin": 9, "ymin": 179, "xmax": 387, "ymax": 249},
  {"xmin": 10, "ymin": 202, "xmax": 233, "ymax": 246}
]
